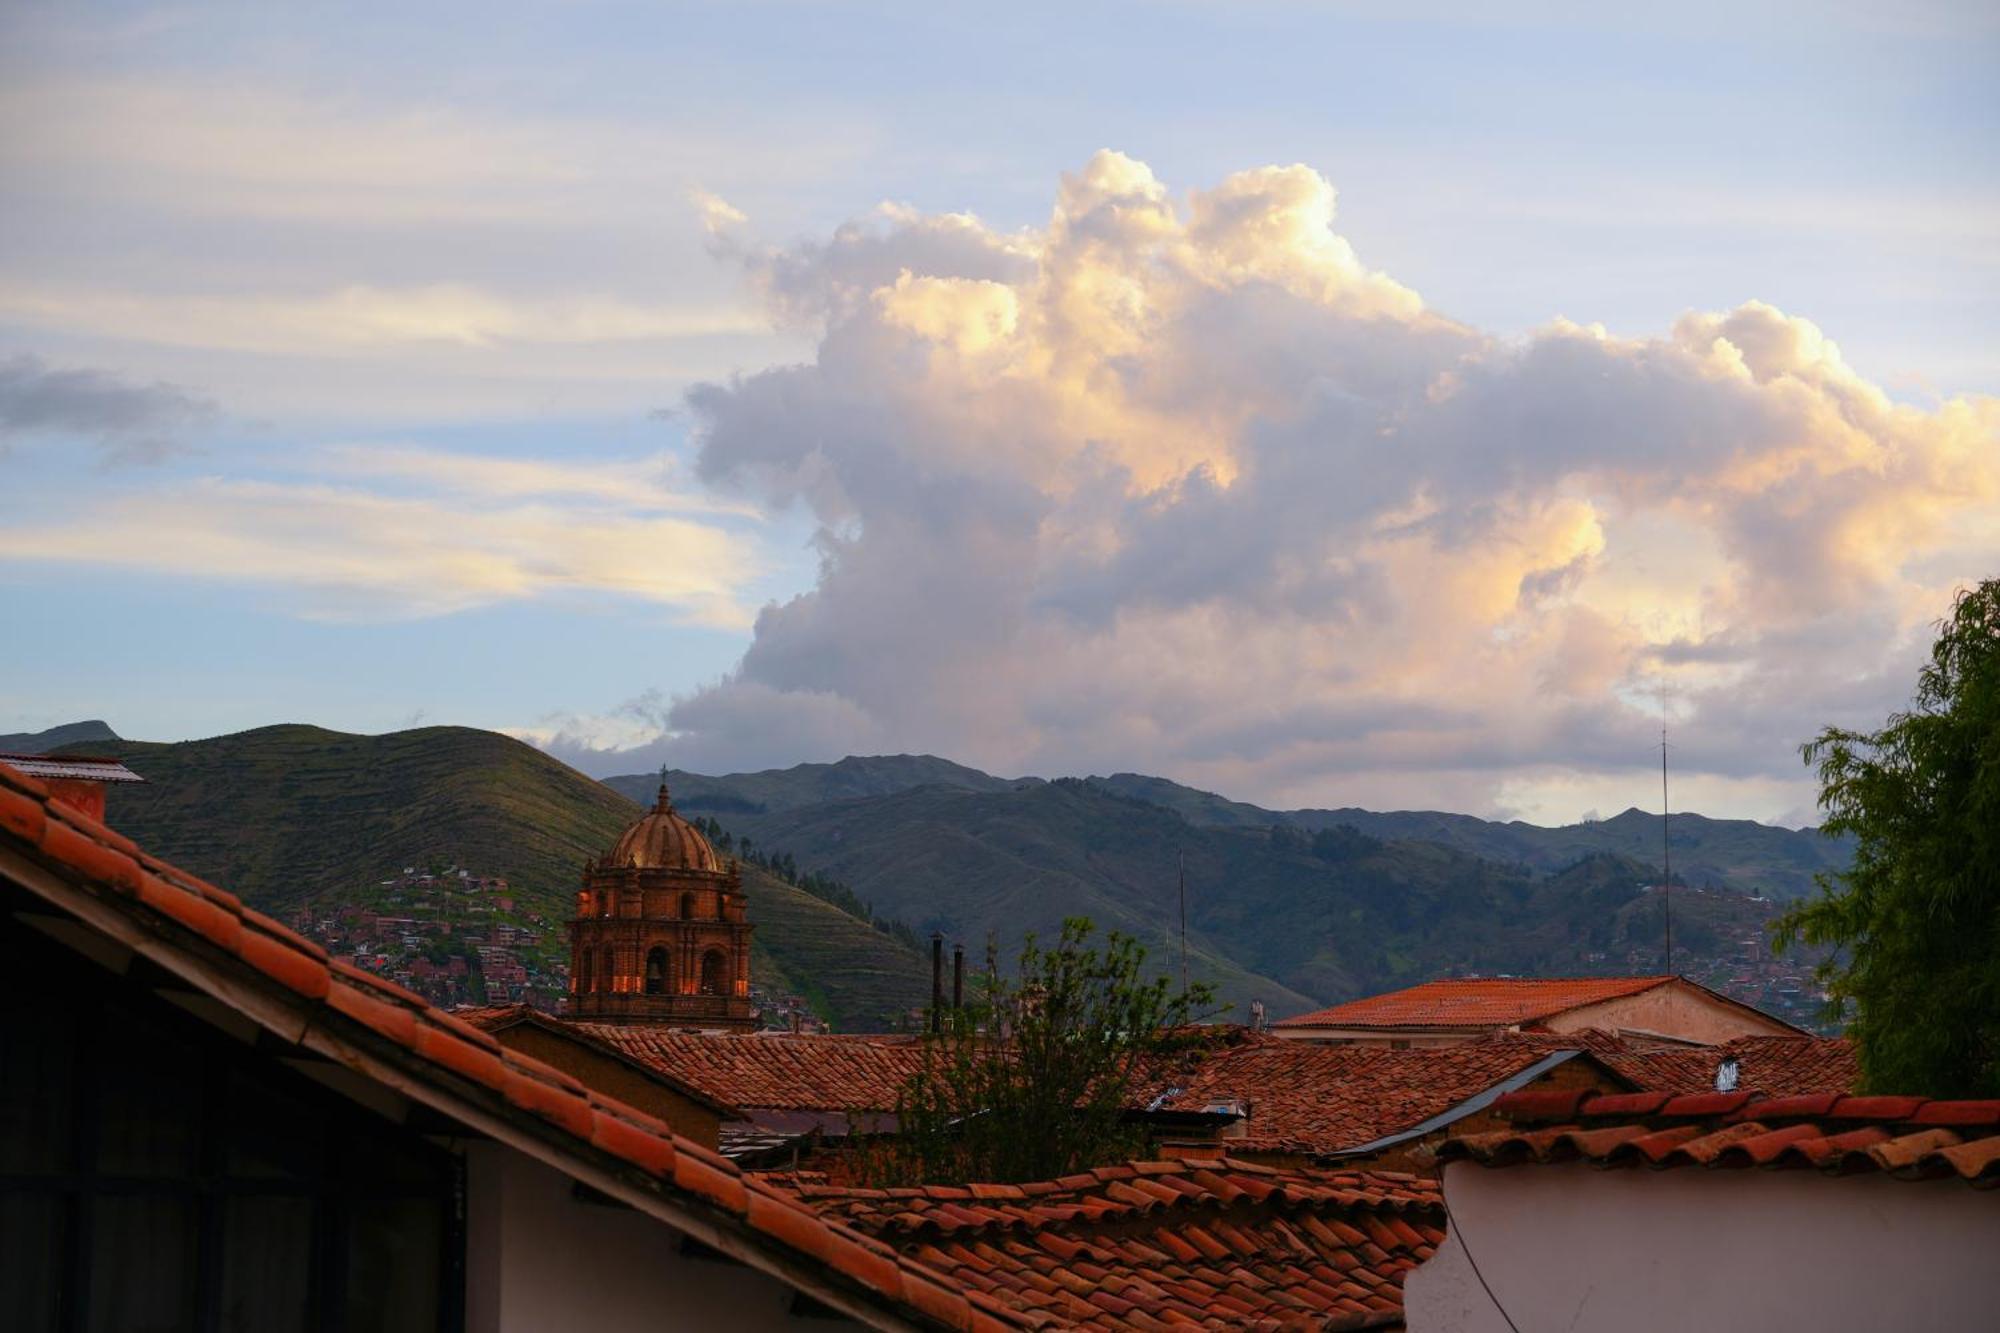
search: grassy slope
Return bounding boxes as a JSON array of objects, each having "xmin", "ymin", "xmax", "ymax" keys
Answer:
[
  {"xmin": 720, "ymin": 781, "xmax": 1791, "ymax": 1019},
  {"xmin": 77, "ymin": 725, "xmax": 926, "ymax": 1030}
]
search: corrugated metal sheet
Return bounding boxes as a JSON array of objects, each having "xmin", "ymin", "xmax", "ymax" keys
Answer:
[{"xmin": 0, "ymin": 754, "xmax": 146, "ymax": 783}]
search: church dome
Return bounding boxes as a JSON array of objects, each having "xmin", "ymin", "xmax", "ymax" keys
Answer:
[{"xmin": 606, "ymin": 782, "xmax": 721, "ymax": 872}]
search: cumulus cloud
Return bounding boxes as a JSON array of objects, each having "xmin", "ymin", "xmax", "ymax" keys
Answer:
[
  {"xmin": 0, "ymin": 446, "xmax": 762, "ymax": 626},
  {"xmin": 583, "ymin": 152, "xmax": 1996, "ymax": 818},
  {"xmin": 0, "ymin": 354, "xmax": 214, "ymax": 464}
]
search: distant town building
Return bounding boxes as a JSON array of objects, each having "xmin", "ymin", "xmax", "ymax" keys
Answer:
[
  {"xmin": 1273, "ymin": 975, "xmax": 1804, "ymax": 1048},
  {"xmin": 569, "ymin": 779, "xmax": 755, "ymax": 1030}
]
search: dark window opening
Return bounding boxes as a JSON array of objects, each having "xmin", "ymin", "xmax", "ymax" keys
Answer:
[
  {"xmin": 0, "ymin": 894, "xmax": 465, "ymax": 1333},
  {"xmin": 644, "ymin": 947, "xmax": 669, "ymax": 996},
  {"xmin": 698, "ymin": 950, "xmax": 726, "ymax": 997},
  {"xmin": 679, "ymin": 892, "xmax": 695, "ymax": 920}
]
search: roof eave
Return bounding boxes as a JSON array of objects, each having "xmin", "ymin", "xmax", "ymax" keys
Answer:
[{"xmin": 0, "ymin": 839, "xmax": 958, "ymax": 1333}]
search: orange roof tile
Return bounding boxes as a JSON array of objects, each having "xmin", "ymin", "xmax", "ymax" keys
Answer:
[
  {"xmin": 1275, "ymin": 976, "xmax": 1679, "ymax": 1029},
  {"xmin": 1437, "ymin": 1088, "xmax": 2000, "ymax": 1188},
  {"xmin": 573, "ymin": 1023, "xmax": 930, "ymax": 1114},
  {"xmin": 0, "ymin": 760, "xmax": 1025, "ymax": 1328},
  {"xmin": 1141, "ymin": 1034, "xmax": 1592, "ymax": 1154},
  {"xmin": 1466, "ymin": 1029, "xmax": 1858, "ymax": 1098},
  {"xmin": 765, "ymin": 1157, "xmax": 1445, "ymax": 1329},
  {"xmin": 455, "ymin": 1003, "xmax": 743, "ymax": 1117}
]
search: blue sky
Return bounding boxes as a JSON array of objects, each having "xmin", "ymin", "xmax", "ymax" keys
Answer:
[{"xmin": 1, "ymin": 2, "xmax": 1994, "ymax": 822}]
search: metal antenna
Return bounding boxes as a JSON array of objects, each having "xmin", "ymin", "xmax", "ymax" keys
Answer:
[
  {"xmin": 1177, "ymin": 849, "xmax": 1189, "ymax": 995},
  {"xmin": 1661, "ymin": 727, "xmax": 1674, "ymax": 976}
]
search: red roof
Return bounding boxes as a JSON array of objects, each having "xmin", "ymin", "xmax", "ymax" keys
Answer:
[
  {"xmin": 1437, "ymin": 1088, "xmax": 2000, "ymax": 1187},
  {"xmin": 573, "ymin": 1023, "xmax": 929, "ymax": 1114},
  {"xmin": 455, "ymin": 1004, "xmax": 742, "ymax": 1117},
  {"xmin": 767, "ymin": 1157, "xmax": 1445, "ymax": 1329},
  {"xmin": 1143, "ymin": 1034, "xmax": 1591, "ymax": 1154},
  {"xmin": 0, "ymin": 759, "xmax": 1032, "ymax": 1329},
  {"xmin": 1464, "ymin": 1029, "xmax": 1858, "ymax": 1099},
  {"xmin": 1275, "ymin": 976, "xmax": 1678, "ymax": 1029}
]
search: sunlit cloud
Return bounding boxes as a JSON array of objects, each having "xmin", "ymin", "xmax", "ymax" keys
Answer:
[
  {"xmin": 555, "ymin": 152, "xmax": 1998, "ymax": 819},
  {"xmin": 0, "ymin": 453, "xmax": 765, "ymax": 627}
]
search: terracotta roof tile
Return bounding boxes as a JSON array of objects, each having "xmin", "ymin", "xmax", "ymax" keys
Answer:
[
  {"xmin": 1438, "ymin": 1087, "xmax": 2000, "ymax": 1189},
  {"xmin": 762, "ymin": 1157, "xmax": 1444, "ymax": 1330},
  {"xmin": 570, "ymin": 1022, "xmax": 928, "ymax": 1114},
  {"xmin": 1274, "ymin": 976, "xmax": 1676, "ymax": 1029},
  {"xmin": 1475, "ymin": 1029, "xmax": 1859, "ymax": 1099},
  {"xmin": 1139, "ymin": 1032, "xmax": 1593, "ymax": 1154}
]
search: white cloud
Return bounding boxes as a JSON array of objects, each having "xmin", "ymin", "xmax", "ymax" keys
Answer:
[
  {"xmin": 574, "ymin": 151, "xmax": 1998, "ymax": 816},
  {"xmin": 0, "ymin": 448, "xmax": 764, "ymax": 626}
]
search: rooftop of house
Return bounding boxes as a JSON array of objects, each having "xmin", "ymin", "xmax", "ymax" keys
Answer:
[
  {"xmin": 1274, "ymin": 976, "xmax": 1682, "ymax": 1030},
  {"xmin": 453, "ymin": 1002, "xmax": 743, "ymax": 1118},
  {"xmin": 1516, "ymin": 1030, "xmax": 1859, "ymax": 1098},
  {"xmin": 0, "ymin": 752, "xmax": 145, "ymax": 784},
  {"xmin": 1135, "ymin": 1026, "xmax": 1860, "ymax": 1158},
  {"xmin": 1140, "ymin": 1032, "xmax": 1602, "ymax": 1155},
  {"xmin": 572, "ymin": 1022, "xmax": 930, "ymax": 1114},
  {"xmin": 1437, "ymin": 1087, "xmax": 2000, "ymax": 1188},
  {"xmin": 764, "ymin": 1157, "xmax": 1445, "ymax": 1330}
]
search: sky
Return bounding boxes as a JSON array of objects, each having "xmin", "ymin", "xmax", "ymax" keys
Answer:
[{"xmin": 1, "ymin": 1, "xmax": 1995, "ymax": 826}]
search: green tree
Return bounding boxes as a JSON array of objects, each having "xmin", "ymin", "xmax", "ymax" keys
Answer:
[
  {"xmin": 861, "ymin": 918, "xmax": 1216, "ymax": 1184},
  {"xmin": 1775, "ymin": 579, "xmax": 2000, "ymax": 1096}
]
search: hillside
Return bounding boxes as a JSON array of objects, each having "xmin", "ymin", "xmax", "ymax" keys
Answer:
[
  {"xmin": 73, "ymin": 725, "xmax": 928, "ymax": 1030},
  {"xmin": 1086, "ymin": 776, "xmax": 1851, "ymax": 900},
  {"xmin": 713, "ymin": 779, "xmax": 1812, "ymax": 1021},
  {"xmin": 614, "ymin": 756, "xmax": 1850, "ymax": 902},
  {"xmin": 605, "ymin": 754, "xmax": 1032, "ymax": 816},
  {"xmin": 1, "ymin": 719, "xmax": 121, "ymax": 753}
]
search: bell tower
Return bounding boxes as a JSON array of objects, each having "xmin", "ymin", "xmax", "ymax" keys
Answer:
[{"xmin": 568, "ymin": 776, "xmax": 754, "ymax": 1029}]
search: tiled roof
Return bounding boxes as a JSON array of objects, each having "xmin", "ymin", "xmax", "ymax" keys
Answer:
[
  {"xmin": 1437, "ymin": 1088, "xmax": 2000, "ymax": 1188},
  {"xmin": 1275, "ymin": 976, "xmax": 1676, "ymax": 1029},
  {"xmin": 1466, "ymin": 1029, "xmax": 1859, "ymax": 1099},
  {"xmin": 1142, "ymin": 1034, "xmax": 1590, "ymax": 1154},
  {"xmin": 455, "ymin": 1003, "xmax": 742, "ymax": 1116},
  {"xmin": 766, "ymin": 1157, "xmax": 1446, "ymax": 1329},
  {"xmin": 0, "ymin": 759, "xmax": 1041, "ymax": 1330},
  {"xmin": 574, "ymin": 1023, "xmax": 929, "ymax": 1114}
]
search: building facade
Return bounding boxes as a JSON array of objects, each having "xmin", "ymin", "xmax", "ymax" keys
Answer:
[{"xmin": 568, "ymin": 781, "xmax": 755, "ymax": 1029}]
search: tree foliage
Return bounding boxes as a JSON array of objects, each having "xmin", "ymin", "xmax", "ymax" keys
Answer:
[
  {"xmin": 859, "ymin": 918, "xmax": 1216, "ymax": 1184},
  {"xmin": 1775, "ymin": 579, "xmax": 2000, "ymax": 1096}
]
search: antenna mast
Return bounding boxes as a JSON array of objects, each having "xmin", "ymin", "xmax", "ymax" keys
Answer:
[
  {"xmin": 1661, "ymin": 727, "xmax": 1674, "ymax": 976},
  {"xmin": 1177, "ymin": 849, "xmax": 1189, "ymax": 994}
]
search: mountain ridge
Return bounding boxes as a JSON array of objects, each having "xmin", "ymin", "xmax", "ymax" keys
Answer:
[{"xmin": 59, "ymin": 724, "xmax": 929, "ymax": 1029}]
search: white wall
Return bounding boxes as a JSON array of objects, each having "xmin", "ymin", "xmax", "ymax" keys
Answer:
[
  {"xmin": 463, "ymin": 1142, "xmax": 858, "ymax": 1332},
  {"xmin": 1405, "ymin": 1161, "xmax": 2000, "ymax": 1333}
]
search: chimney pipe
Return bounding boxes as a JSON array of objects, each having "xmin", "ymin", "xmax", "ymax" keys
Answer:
[
  {"xmin": 952, "ymin": 943, "xmax": 965, "ymax": 1012},
  {"xmin": 930, "ymin": 933, "xmax": 944, "ymax": 1034}
]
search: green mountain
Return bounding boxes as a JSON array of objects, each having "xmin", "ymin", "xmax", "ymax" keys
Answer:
[
  {"xmin": 0, "ymin": 719, "xmax": 121, "ymax": 753},
  {"xmin": 1084, "ymin": 773, "xmax": 1851, "ymax": 901},
  {"xmin": 605, "ymin": 754, "xmax": 1032, "ymax": 816},
  {"xmin": 615, "ymin": 757, "xmax": 1849, "ymax": 903},
  {"xmin": 712, "ymin": 778, "xmax": 1797, "ymax": 1020},
  {"xmin": 71, "ymin": 725, "xmax": 929, "ymax": 1030}
]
